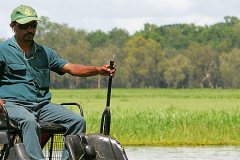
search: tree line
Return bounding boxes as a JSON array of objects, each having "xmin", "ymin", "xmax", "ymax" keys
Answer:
[{"xmin": 1, "ymin": 16, "xmax": 240, "ymax": 88}]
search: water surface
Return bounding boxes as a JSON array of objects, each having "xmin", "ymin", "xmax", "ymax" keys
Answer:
[{"xmin": 125, "ymin": 146, "xmax": 240, "ymax": 160}]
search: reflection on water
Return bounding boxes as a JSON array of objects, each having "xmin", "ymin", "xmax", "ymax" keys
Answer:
[{"xmin": 125, "ymin": 146, "xmax": 240, "ymax": 160}]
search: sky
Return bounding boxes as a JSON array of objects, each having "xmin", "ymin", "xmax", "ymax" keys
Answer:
[{"xmin": 1, "ymin": 0, "xmax": 240, "ymax": 38}]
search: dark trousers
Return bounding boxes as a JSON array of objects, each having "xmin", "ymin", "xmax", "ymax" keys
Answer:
[{"xmin": 5, "ymin": 100, "xmax": 86, "ymax": 160}]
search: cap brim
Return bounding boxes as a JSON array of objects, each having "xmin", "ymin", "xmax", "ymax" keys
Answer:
[{"xmin": 16, "ymin": 17, "xmax": 41, "ymax": 24}]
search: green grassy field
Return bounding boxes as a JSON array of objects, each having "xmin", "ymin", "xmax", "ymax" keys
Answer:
[{"xmin": 51, "ymin": 88, "xmax": 240, "ymax": 146}]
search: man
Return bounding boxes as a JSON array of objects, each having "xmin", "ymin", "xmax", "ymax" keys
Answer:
[{"xmin": 0, "ymin": 5, "xmax": 116, "ymax": 160}]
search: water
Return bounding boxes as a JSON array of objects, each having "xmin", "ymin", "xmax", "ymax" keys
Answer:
[
  {"xmin": 47, "ymin": 146, "xmax": 240, "ymax": 159},
  {"xmin": 125, "ymin": 146, "xmax": 240, "ymax": 160}
]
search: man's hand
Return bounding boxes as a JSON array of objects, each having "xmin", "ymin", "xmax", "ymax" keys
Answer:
[
  {"xmin": 98, "ymin": 64, "xmax": 116, "ymax": 77},
  {"xmin": 0, "ymin": 99, "xmax": 5, "ymax": 113}
]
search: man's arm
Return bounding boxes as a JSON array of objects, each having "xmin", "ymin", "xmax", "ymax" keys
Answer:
[{"xmin": 61, "ymin": 63, "xmax": 116, "ymax": 77}]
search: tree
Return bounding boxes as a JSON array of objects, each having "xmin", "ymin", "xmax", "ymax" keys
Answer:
[
  {"xmin": 136, "ymin": 23, "xmax": 163, "ymax": 43},
  {"xmin": 90, "ymin": 43, "xmax": 121, "ymax": 88},
  {"xmin": 123, "ymin": 35, "xmax": 165, "ymax": 87},
  {"xmin": 108, "ymin": 28, "xmax": 129, "ymax": 47},
  {"xmin": 163, "ymin": 54, "xmax": 193, "ymax": 88},
  {"xmin": 54, "ymin": 40, "xmax": 92, "ymax": 89},
  {"xmin": 35, "ymin": 16, "xmax": 87, "ymax": 52},
  {"xmin": 219, "ymin": 49, "xmax": 240, "ymax": 88},
  {"xmin": 185, "ymin": 44, "xmax": 219, "ymax": 88},
  {"xmin": 86, "ymin": 30, "xmax": 108, "ymax": 48}
]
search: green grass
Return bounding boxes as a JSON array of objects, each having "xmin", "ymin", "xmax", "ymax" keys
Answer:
[{"xmin": 51, "ymin": 88, "xmax": 240, "ymax": 146}]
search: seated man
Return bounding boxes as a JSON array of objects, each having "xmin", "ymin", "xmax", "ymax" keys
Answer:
[{"xmin": 0, "ymin": 5, "xmax": 116, "ymax": 160}]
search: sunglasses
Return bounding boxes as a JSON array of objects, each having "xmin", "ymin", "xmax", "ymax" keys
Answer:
[{"xmin": 17, "ymin": 22, "xmax": 38, "ymax": 30}]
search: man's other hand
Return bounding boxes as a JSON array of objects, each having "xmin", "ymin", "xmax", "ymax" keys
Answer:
[{"xmin": 0, "ymin": 99, "xmax": 5, "ymax": 113}]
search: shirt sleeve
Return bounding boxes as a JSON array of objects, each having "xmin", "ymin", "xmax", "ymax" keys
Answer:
[{"xmin": 45, "ymin": 47, "xmax": 68, "ymax": 75}]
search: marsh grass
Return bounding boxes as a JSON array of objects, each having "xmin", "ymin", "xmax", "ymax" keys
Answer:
[{"xmin": 51, "ymin": 88, "xmax": 240, "ymax": 146}]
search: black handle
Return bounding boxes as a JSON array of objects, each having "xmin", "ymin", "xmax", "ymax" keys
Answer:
[
  {"xmin": 106, "ymin": 61, "xmax": 114, "ymax": 107},
  {"xmin": 100, "ymin": 60, "xmax": 114, "ymax": 135}
]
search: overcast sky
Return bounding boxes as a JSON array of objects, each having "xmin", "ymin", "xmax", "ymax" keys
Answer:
[{"xmin": 1, "ymin": 0, "xmax": 240, "ymax": 38}]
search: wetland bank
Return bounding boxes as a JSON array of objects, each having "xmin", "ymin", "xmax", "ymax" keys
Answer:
[{"xmin": 51, "ymin": 88, "xmax": 240, "ymax": 146}]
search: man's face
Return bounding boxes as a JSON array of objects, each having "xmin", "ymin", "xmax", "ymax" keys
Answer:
[{"xmin": 14, "ymin": 21, "xmax": 37, "ymax": 43}]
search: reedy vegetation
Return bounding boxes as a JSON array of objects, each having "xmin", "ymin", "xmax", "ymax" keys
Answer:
[{"xmin": 51, "ymin": 89, "xmax": 240, "ymax": 146}]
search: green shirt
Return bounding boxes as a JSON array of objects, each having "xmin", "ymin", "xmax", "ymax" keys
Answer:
[{"xmin": 0, "ymin": 37, "xmax": 68, "ymax": 102}]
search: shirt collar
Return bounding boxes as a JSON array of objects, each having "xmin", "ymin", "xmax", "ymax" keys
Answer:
[
  {"xmin": 8, "ymin": 37, "xmax": 21, "ymax": 52},
  {"xmin": 8, "ymin": 36, "xmax": 41, "ymax": 52}
]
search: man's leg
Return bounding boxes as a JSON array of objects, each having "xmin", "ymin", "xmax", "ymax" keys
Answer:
[
  {"xmin": 4, "ymin": 101, "xmax": 45, "ymax": 160},
  {"xmin": 39, "ymin": 103, "xmax": 86, "ymax": 160}
]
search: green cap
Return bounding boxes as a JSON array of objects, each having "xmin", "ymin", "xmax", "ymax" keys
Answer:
[{"xmin": 11, "ymin": 5, "xmax": 41, "ymax": 24}]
